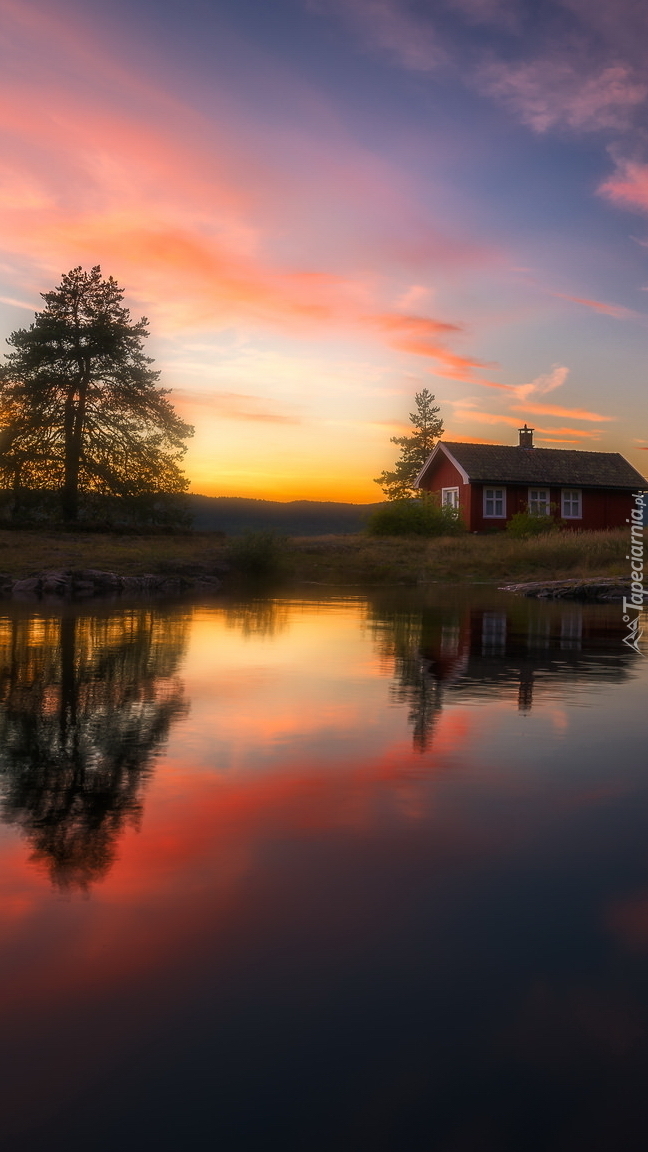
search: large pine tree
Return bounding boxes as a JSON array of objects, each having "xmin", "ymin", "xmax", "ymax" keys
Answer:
[
  {"xmin": 0, "ymin": 266, "xmax": 193, "ymax": 523},
  {"xmin": 374, "ymin": 389, "xmax": 444, "ymax": 500}
]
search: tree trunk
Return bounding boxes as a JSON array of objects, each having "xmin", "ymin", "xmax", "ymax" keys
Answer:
[
  {"xmin": 11, "ymin": 462, "xmax": 23, "ymax": 522},
  {"xmin": 61, "ymin": 375, "xmax": 88, "ymax": 524},
  {"xmin": 62, "ymin": 388, "xmax": 79, "ymax": 523},
  {"xmin": 59, "ymin": 614, "xmax": 78, "ymax": 738}
]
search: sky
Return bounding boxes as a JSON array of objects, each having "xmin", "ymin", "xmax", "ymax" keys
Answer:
[{"xmin": 1, "ymin": 0, "xmax": 648, "ymax": 501}]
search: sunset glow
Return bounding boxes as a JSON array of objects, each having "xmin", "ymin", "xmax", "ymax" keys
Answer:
[{"xmin": 1, "ymin": 0, "xmax": 647, "ymax": 499}]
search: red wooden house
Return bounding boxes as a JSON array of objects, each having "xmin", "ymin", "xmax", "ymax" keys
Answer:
[{"xmin": 415, "ymin": 425, "xmax": 647, "ymax": 531}]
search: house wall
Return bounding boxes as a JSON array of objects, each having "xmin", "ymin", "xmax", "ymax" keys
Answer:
[
  {"xmin": 421, "ymin": 457, "xmax": 640, "ymax": 531},
  {"xmin": 470, "ymin": 484, "xmax": 637, "ymax": 532},
  {"xmin": 419, "ymin": 453, "xmax": 471, "ymax": 524},
  {"xmin": 581, "ymin": 488, "xmax": 636, "ymax": 530}
]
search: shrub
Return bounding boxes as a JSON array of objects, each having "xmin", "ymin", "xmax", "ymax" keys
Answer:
[
  {"xmin": 227, "ymin": 530, "xmax": 287, "ymax": 577},
  {"xmin": 366, "ymin": 500, "xmax": 465, "ymax": 537},
  {"xmin": 506, "ymin": 511, "xmax": 561, "ymax": 539}
]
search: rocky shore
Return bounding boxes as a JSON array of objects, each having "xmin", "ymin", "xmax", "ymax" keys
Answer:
[
  {"xmin": 499, "ymin": 577, "xmax": 639, "ymax": 601},
  {"xmin": 0, "ymin": 567, "xmax": 225, "ymax": 600}
]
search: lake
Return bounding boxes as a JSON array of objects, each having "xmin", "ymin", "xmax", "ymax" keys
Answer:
[{"xmin": 0, "ymin": 588, "xmax": 647, "ymax": 1151}]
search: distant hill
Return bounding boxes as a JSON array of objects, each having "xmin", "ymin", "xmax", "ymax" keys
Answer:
[{"xmin": 187, "ymin": 495, "xmax": 384, "ymax": 535}]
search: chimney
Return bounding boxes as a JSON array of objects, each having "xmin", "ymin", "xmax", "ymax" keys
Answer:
[{"xmin": 518, "ymin": 423, "xmax": 534, "ymax": 448}]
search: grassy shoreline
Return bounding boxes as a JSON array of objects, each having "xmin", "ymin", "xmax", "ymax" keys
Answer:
[{"xmin": 0, "ymin": 527, "xmax": 632, "ymax": 586}]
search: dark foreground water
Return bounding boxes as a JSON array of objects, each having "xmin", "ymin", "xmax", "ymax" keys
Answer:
[{"xmin": 0, "ymin": 587, "xmax": 647, "ymax": 1152}]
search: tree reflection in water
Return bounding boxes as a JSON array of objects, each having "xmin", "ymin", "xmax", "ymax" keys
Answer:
[
  {"xmin": 368, "ymin": 589, "xmax": 640, "ymax": 754},
  {"xmin": 369, "ymin": 605, "xmax": 443, "ymax": 753},
  {"xmin": 0, "ymin": 608, "xmax": 189, "ymax": 891},
  {"xmin": 222, "ymin": 597, "xmax": 290, "ymax": 638}
]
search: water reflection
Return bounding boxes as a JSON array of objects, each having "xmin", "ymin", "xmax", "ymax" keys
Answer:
[
  {"xmin": 0, "ymin": 608, "xmax": 189, "ymax": 890},
  {"xmin": 369, "ymin": 589, "xmax": 640, "ymax": 750},
  {"xmin": 222, "ymin": 597, "xmax": 291, "ymax": 638},
  {"xmin": 1, "ymin": 592, "xmax": 647, "ymax": 1151}
]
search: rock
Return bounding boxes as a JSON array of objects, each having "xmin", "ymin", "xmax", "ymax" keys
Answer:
[
  {"xmin": 72, "ymin": 569, "xmax": 122, "ymax": 590},
  {"xmin": 118, "ymin": 576, "xmax": 140, "ymax": 591},
  {"xmin": 12, "ymin": 577, "xmax": 42, "ymax": 597},
  {"xmin": 4, "ymin": 566, "xmax": 223, "ymax": 600},
  {"xmin": 73, "ymin": 580, "xmax": 96, "ymax": 595},
  {"xmin": 498, "ymin": 577, "xmax": 636, "ymax": 602},
  {"xmin": 41, "ymin": 571, "xmax": 71, "ymax": 595}
]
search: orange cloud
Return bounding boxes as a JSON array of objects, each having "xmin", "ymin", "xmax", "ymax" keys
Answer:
[
  {"xmin": 454, "ymin": 410, "xmax": 602, "ymax": 438},
  {"xmin": 172, "ymin": 389, "xmax": 301, "ymax": 425},
  {"xmin": 367, "ymin": 312, "xmax": 501, "ymax": 383},
  {"xmin": 531, "ymin": 427, "xmax": 602, "ymax": 438},
  {"xmin": 442, "ymin": 434, "xmax": 500, "ymax": 444},
  {"xmin": 510, "ymin": 402, "xmax": 614, "ymax": 422},
  {"xmin": 454, "ymin": 410, "xmax": 522, "ymax": 427},
  {"xmin": 512, "ymin": 364, "xmax": 568, "ymax": 400}
]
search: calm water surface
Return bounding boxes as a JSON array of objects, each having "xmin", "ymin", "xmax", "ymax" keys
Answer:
[{"xmin": 0, "ymin": 588, "xmax": 647, "ymax": 1151}]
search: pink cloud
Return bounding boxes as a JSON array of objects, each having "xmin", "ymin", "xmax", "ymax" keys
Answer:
[
  {"xmin": 552, "ymin": 292, "xmax": 638, "ymax": 319},
  {"xmin": 478, "ymin": 59, "xmax": 646, "ymax": 133},
  {"xmin": 0, "ymin": 295, "xmax": 38, "ymax": 311},
  {"xmin": 600, "ymin": 159, "xmax": 648, "ymax": 214},
  {"xmin": 0, "ymin": 0, "xmax": 499, "ymax": 385},
  {"xmin": 310, "ymin": 0, "xmax": 444, "ymax": 72}
]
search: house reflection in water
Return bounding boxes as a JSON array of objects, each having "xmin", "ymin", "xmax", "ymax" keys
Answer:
[{"xmin": 370, "ymin": 591, "xmax": 638, "ymax": 750}]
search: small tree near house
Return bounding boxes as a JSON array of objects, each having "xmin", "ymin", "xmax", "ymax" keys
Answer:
[{"xmin": 374, "ymin": 389, "xmax": 444, "ymax": 500}]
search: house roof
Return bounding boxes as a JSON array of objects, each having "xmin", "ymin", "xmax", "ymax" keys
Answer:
[{"xmin": 417, "ymin": 441, "xmax": 648, "ymax": 490}]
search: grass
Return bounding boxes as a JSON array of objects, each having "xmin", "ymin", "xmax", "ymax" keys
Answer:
[
  {"xmin": 0, "ymin": 527, "xmax": 632, "ymax": 586},
  {"xmin": 284, "ymin": 529, "xmax": 630, "ymax": 584}
]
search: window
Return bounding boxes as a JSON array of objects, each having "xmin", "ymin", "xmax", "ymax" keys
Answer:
[
  {"xmin": 483, "ymin": 487, "xmax": 506, "ymax": 518},
  {"xmin": 560, "ymin": 613, "xmax": 582, "ymax": 650},
  {"xmin": 442, "ymin": 487, "xmax": 459, "ymax": 509},
  {"xmin": 528, "ymin": 488, "xmax": 550, "ymax": 515},
  {"xmin": 561, "ymin": 489, "xmax": 582, "ymax": 519},
  {"xmin": 481, "ymin": 612, "xmax": 507, "ymax": 654}
]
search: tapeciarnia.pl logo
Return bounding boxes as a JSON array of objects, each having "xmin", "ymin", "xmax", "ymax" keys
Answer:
[{"xmin": 622, "ymin": 491, "xmax": 646, "ymax": 655}]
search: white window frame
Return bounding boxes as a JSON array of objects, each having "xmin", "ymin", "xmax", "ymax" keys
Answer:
[
  {"xmin": 441, "ymin": 486, "xmax": 459, "ymax": 509},
  {"xmin": 483, "ymin": 487, "xmax": 506, "ymax": 518},
  {"xmin": 528, "ymin": 488, "xmax": 550, "ymax": 516},
  {"xmin": 481, "ymin": 612, "xmax": 507, "ymax": 654},
  {"xmin": 561, "ymin": 488, "xmax": 582, "ymax": 519}
]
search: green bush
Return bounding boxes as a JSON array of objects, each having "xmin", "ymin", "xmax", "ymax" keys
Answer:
[
  {"xmin": 228, "ymin": 530, "xmax": 287, "ymax": 576},
  {"xmin": 366, "ymin": 500, "xmax": 465, "ymax": 537},
  {"xmin": 506, "ymin": 511, "xmax": 561, "ymax": 539}
]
